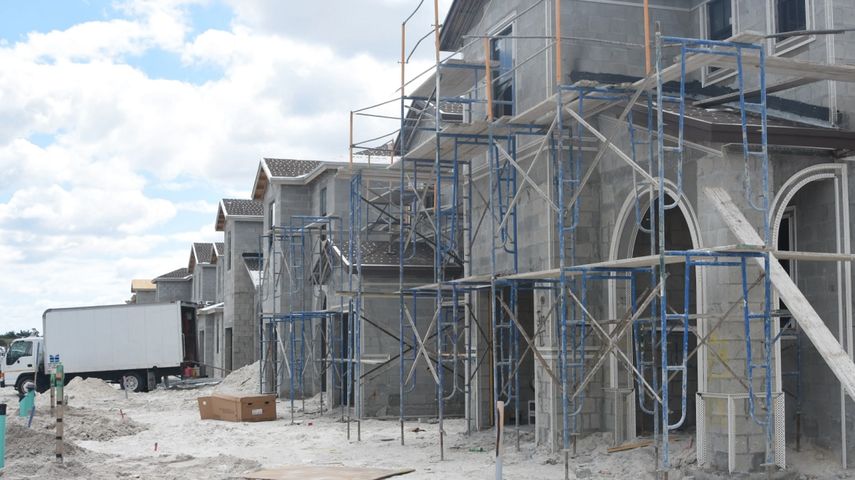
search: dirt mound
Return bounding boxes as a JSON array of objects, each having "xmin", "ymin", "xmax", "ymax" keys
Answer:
[
  {"xmin": 36, "ymin": 377, "xmax": 125, "ymax": 409},
  {"xmin": 5, "ymin": 422, "xmax": 81, "ymax": 460},
  {"xmin": 64, "ymin": 377, "xmax": 124, "ymax": 402},
  {"xmin": 62, "ymin": 407, "xmax": 146, "ymax": 442},
  {"xmin": 214, "ymin": 361, "xmax": 260, "ymax": 395}
]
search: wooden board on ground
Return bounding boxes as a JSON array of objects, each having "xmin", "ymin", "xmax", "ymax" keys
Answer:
[
  {"xmin": 242, "ymin": 465, "xmax": 414, "ymax": 480},
  {"xmin": 607, "ymin": 439, "xmax": 653, "ymax": 453},
  {"xmin": 704, "ymin": 187, "xmax": 855, "ymax": 401}
]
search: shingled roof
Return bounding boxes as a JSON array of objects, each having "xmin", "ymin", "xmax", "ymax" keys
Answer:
[
  {"xmin": 221, "ymin": 198, "xmax": 263, "ymax": 216},
  {"xmin": 153, "ymin": 267, "xmax": 191, "ymax": 282},
  {"xmin": 264, "ymin": 158, "xmax": 323, "ymax": 178},
  {"xmin": 188, "ymin": 242, "xmax": 217, "ymax": 272},
  {"xmin": 216, "ymin": 198, "xmax": 263, "ymax": 231},
  {"xmin": 335, "ymin": 240, "xmax": 436, "ymax": 268},
  {"xmin": 252, "ymin": 158, "xmax": 350, "ymax": 200},
  {"xmin": 193, "ymin": 243, "xmax": 215, "ymax": 263}
]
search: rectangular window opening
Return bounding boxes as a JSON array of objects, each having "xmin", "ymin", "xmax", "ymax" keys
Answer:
[
  {"xmin": 708, "ymin": 0, "xmax": 732, "ymax": 41},
  {"xmin": 490, "ymin": 24, "xmax": 514, "ymax": 118},
  {"xmin": 776, "ymin": 0, "xmax": 807, "ymax": 34}
]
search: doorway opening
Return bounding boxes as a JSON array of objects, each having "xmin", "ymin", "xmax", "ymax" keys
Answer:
[{"xmin": 632, "ymin": 195, "xmax": 698, "ymax": 435}]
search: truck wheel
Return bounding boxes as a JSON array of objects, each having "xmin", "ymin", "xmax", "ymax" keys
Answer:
[
  {"xmin": 15, "ymin": 374, "xmax": 33, "ymax": 396},
  {"xmin": 122, "ymin": 372, "xmax": 146, "ymax": 393}
]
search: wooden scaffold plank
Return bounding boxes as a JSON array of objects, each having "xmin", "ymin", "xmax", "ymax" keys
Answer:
[{"xmin": 705, "ymin": 187, "xmax": 855, "ymax": 401}]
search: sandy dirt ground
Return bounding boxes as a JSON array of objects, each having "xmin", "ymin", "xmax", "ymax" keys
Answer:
[{"xmin": 0, "ymin": 366, "xmax": 848, "ymax": 479}]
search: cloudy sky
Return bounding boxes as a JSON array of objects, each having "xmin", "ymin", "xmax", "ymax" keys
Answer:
[{"xmin": 0, "ymin": 0, "xmax": 451, "ymax": 332}]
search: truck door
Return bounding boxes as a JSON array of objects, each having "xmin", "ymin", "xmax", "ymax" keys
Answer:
[{"xmin": 6, "ymin": 340, "xmax": 34, "ymax": 370}]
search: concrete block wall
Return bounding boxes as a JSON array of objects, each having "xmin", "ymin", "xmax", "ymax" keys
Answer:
[
  {"xmin": 694, "ymin": 145, "xmax": 773, "ymax": 472},
  {"xmin": 135, "ymin": 290, "xmax": 156, "ymax": 304},
  {"xmin": 155, "ymin": 280, "xmax": 191, "ymax": 303},
  {"xmin": 564, "ymin": 0, "xmax": 697, "ymax": 81},
  {"xmin": 197, "ymin": 313, "xmax": 216, "ymax": 376},
  {"xmin": 224, "ymin": 218, "xmax": 262, "ymax": 370},
  {"xmin": 213, "ymin": 251, "xmax": 225, "ymax": 302},
  {"xmin": 192, "ymin": 264, "xmax": 217, "ymax": 304}
]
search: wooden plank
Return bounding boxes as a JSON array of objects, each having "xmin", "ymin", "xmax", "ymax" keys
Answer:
[
  {"xmin": 243, "ymin": 466, "xmax": 414, "ymax": 480},
  {"xmin": 707, "ymin": 53, "xmax": 855, "ymax": 83},
  {"xmin": 607, "ymin": 439, "xmax": 653, "ymax": 453},
  {"xmin": 704, "ymin": 187, "xmax": 855, "ymax": 401}
]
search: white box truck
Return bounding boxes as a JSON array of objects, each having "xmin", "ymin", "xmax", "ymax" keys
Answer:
[{"xmin": 1, "ymin": 302, "xmax": 199, "ymax": 393}]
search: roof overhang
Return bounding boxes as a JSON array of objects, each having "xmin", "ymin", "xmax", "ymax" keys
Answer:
[
  {"xmin": 152, "ymin": 276, "xmax": 192, "ymax": 283},
  {"xmin": 215, "ymin": 201, "xmax": 227, "ymax": 231},
  {"xmin": 622, "ymin": 102, "xmax": 855, "ymax": 151},
  {"xmin": 198, "ymin": 302, "xmax": 224, "ymax": 314},
  {"xmin": 438, "ymin": 0, "xmax": 489, "ymax": 52},
  {"xmin": 662, "ymin": 109, "xmax": 855, "ymax": 150}
]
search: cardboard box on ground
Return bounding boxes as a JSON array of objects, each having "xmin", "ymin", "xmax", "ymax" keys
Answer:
[{"xmin": 197, "ymin": 393, "xmax": 276, "ymax": 422}]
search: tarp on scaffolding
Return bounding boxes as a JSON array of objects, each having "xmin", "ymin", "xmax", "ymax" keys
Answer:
[{"xmin": 705, "ymin": 187, "xmax": 855, "ymax": 400}]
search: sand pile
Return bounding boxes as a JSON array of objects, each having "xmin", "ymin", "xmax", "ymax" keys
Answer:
[
  {"xmin": 62, "ymin": 408, "xmax": 146, "ymax": 442},
  {"xmin": 64, "ymin": 377, "xmax": 124, "ymax": 402},
  {"xmin": 9, "ymin": 404, "xmax": 146, "ymax": 443},
  {"xmin": 5, "ymin": 422, "xmax": 81, "ymax": 460},
  {"xmin": 36, "ymin": 377, "xmax": 124, "ymax": 409},
  {"xmin": 214, "ymin": 361, "xmax": 260, "ymax": 395}
]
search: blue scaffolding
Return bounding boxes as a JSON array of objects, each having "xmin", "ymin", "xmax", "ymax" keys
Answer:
[
  {"xmin": 652, "ymin": 32, "xmax": 774, "ymax": 474},
  {"xmin": 346, "ymin": 2, "xmax": 786, "ymax": 478},
  {"xmin": 257, "ymin": 214, "xmax": 348, "ymax": 424}
]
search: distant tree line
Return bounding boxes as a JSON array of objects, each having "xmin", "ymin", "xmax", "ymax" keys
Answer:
[{"xmin": 0, "ymin": 329, "xmax": 40, "ymax": 348}]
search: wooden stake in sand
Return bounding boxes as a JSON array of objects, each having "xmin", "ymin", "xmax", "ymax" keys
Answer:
[
  {"xmin": 54, "ymin": 363, "xmax": 65, "ymax": 464},
  {"xmin": 50, "ymin": 380, "xmax": 55, "ymax": 416}
]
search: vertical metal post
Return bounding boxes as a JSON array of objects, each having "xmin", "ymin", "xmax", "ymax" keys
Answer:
[
  {"xmin": 653, "ymin": 22, "xmax": 666, "ymax": 477},
  {"xmin": 554, "ymin": 0, "xmax": 562, "ymax": 85}
]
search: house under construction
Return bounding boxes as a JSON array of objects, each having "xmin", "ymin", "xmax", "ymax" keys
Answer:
[{"xmin": 259, "ymin": 0, "xmax": 855, "ymax": 477}]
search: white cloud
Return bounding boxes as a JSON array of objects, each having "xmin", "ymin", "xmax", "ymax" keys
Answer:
[{"xmin": 0, "ymin": 0, "xmax": 451, "ymax": 331}]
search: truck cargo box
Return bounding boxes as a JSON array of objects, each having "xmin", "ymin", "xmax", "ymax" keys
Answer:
[{"xmin": 42, "ymin": 302, "xmax": 191, "ymax": 374}]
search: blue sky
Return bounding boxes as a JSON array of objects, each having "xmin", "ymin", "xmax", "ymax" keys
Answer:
[{"xmin": 0, "ymin": 0, "xmax": 451, "ymax": 331}]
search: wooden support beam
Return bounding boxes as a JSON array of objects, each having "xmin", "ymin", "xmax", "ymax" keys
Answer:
[
  {"xmin": 705, "ymin": 187, "xmax": 855, "ymax": 401},
  {"xmin": 643, "ymin": 0, "xmax": 651, "ymax": 74}
]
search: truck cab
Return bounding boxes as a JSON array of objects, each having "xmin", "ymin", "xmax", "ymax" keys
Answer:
[{"xmin": 2, "ymin": 337, "xmax": 46, "ymax": 393}]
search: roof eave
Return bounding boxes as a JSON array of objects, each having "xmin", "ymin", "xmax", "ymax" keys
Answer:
[
  {"xmin": 215, "ymin": 201, "xmax": 227, "ymax": 232},
  {"xmin": 251, "ymin": 161, "xmax": 271, "ymax": 201}
]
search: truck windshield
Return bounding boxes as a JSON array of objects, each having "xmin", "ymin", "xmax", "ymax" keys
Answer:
[{"xmin": 6, "ymin": 341, "xmax": 32, "ymax": 365}]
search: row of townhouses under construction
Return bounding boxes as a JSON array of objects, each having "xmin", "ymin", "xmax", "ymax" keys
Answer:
[{"xmin": 140, "ymin": 0, "xmax": 855, "ymax": 477}]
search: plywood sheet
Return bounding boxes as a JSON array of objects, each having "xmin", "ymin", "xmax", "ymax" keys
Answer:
[
  {"xmin": 705, "ymin": 187, "xmax": 855, "ymax": 401},
  {"xmin": 242, "ymin": 465, "xmax": 414, "ymax": 480}
]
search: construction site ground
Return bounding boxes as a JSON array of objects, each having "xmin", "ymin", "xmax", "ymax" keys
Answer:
[{"xmin": 0, "ymin": 366, "xmax": 847, "ymax": 479}]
